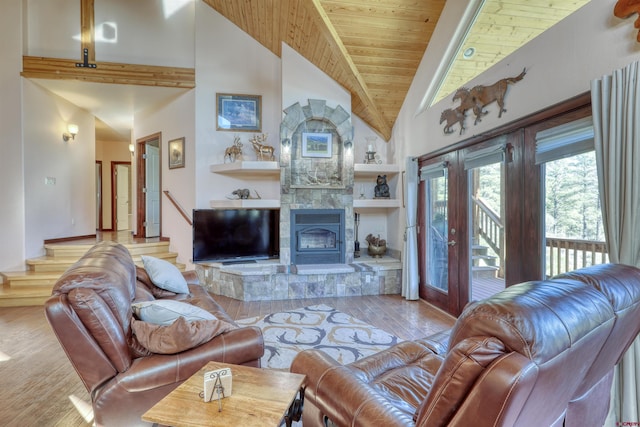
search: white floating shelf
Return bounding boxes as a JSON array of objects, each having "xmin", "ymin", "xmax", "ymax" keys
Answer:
[
  {"xmin": 210, "ymin": 161, "xmax": 280, "ymax": 176},
  {"xmin": 209, "ymin": 199, "xmax": 280, "ymax": 209},
  {"xmin": 353, "ymin": 199, "xmax": 401, "ymax": 209},
  {"xmin": 354, "ymin": 163, "xmax": 400, "ymax": 177}
]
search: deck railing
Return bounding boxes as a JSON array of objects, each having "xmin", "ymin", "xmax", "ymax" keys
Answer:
[
  {"xmin": 545, "ymin": 237, "xmax": 608, "ymax": 277},
  {"xmin": 472, "ymin": 196, "xmax": 504, "ymax": 258}
]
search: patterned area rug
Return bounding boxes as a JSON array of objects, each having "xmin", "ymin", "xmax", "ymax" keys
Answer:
[{"xmin": 236, "ymin": 304, "xmax": 401, "ymax": 370}]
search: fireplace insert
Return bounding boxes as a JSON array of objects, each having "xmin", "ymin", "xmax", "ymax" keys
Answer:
[{"xmin": 290, "ymin": 209, "xmax": 345, "ymax": 264}]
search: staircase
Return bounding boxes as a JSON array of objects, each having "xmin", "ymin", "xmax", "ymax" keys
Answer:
[
  {"xmin": 0, "ymin": 240, "xmax": 183, "ymax": 307},
  {"xmin": 472, "ymin": 244, "xmax": 499, "ymax": 279}
]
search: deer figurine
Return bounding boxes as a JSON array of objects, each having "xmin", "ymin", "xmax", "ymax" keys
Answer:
[
  {"xmin": 250, "ymin": 133, "xmax": 275, "ymax": 161},
  {"xmin": 223, "ymin": 135, "xmax": 243, "ymax": 163}
]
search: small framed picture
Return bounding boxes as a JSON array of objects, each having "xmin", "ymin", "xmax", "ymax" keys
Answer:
[
  {"xmin": 168, "ymin": 137, "xmax": 185, "ymax": 169},
  {"xmin": 302, "ymin": 132, "xmax": 332, "ymax": 158},
  {"xmin": 216, "ymin": 93, "xmax": 262, "ymax": 132}
]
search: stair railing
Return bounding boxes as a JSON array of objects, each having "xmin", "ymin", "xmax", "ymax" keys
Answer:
[
  {"xmin": 163, "ymin": 190, "xmax": 192, "ymax": 226},
  {"xmin": 471, "ymin": 196, "xmax": 504, "ymax": 276}
]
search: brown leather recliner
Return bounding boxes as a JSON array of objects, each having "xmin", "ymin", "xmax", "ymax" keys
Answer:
[
  {"xmin": 291, "ymin": 263, "xmax": 640, "ymax": 427},
  {"xmin": 45, "ymin": 241, "xmax": 264, "ymax": 426}
]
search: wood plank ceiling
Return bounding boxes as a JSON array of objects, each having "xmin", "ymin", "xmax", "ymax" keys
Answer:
[
  {"xmin": 203, "ymin": 0, "xmax": 445, "ymax": 142},
  {"xmin": 205, "ymin": 0, "xmax": 590, "ymax": 142},
  {"xmin": 434, "ymin": 0, "xmax": 591, "ymax": 104}
]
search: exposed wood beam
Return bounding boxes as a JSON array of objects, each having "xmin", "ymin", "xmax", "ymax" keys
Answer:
[
  {"xmin": 80, "ymin": 0, "xmax": 95, "ymax": 62},
  {"xmin": 21, "ymin": 56, "xmax": 195, "ymax": 88},
  {"xmin": 307, "ymin": 0, "xmax": 392, "ymax": 141}
]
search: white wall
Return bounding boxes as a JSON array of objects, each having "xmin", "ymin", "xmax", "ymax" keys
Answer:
[
  {"xmin": 22, "ymin": 80, "xmax": 96, "ymax": 258},
  {"xmin": 26, "ymin": 0, "xmax": 80, "ymax": 59},
  {"xmin": 398, "ymin": 0, "xmax": 640, "ymax": 157},
  {"xmin": 94, "ymin": 0, "xmax": 195, "ymax": 67},
  {"xmin": 194, "ymin": 5, "xmax": 282, "ymax": 209},
  {"xmin": 135, "ymin": 90, "xmax": 196, "ymax": 267},
  {"xmin": 390, "ymin": 0, "xmax": 640, "ymax": 253},
  {"xmin": 0, "ymin": 0, "xmax": 26, "ymax": 272},
  {"xmin": 281, "ymin": 44, "xmax": 351, "ymax": 116},
  {"xmin": 26, "ymin": 0, "xmax": 194, "ymax": 67}
]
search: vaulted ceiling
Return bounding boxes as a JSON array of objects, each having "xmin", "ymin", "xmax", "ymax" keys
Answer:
[
  {"xmin": 24, "ymin": 1, "xmax": 590, "ymax": 143},
  {"xmin": 204, "ymin": 0, "xmax": 590, "ymax": 142},
  {"xmin": 203, "ymin": 0, "xmax": 445, "ymax": 142}
]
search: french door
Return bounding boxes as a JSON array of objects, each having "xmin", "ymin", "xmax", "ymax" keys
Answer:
[
  {"xmin": 418, "ymin": 151, "xmax": 468, "ymax": 315},
  {"xmin": 416, "ymin": 96, "xmax": 591, "ymax": 317},
  {"xmin": 418, "ymin": 138, "xmax": 510, "ymax": 316}
]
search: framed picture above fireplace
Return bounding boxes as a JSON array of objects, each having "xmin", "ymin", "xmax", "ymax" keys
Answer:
[{"xmin": 301, "ymin": 132, "xmax": 332, "ymax": 158}]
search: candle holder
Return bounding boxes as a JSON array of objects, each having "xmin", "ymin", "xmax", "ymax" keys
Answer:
[{"xmin": 364, "ymin": 151, "xmax": 377, "ymax": 164}]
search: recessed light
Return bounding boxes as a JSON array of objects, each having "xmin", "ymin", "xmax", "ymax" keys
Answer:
[{"xmin": 463, "ymin": 47, "xmax": 476, "ymax": 59}]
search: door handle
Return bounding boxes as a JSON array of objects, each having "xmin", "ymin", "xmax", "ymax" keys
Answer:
[{"xmin": 447, "ymin": 240, "xmax": 456, "ymax": 246}]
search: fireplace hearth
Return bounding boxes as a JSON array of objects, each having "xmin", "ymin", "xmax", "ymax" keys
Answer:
[{"xmin": 291, "ymin": 209, "xmax": 345, "ymax": 264}]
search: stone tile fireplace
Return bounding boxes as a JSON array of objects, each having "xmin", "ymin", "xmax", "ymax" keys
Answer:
[
  {"xmin": 197, "ymin": 99, "xmax": 402, "ymax": 301},
  {"xmin": 279, "ymin": 99, "xmax": 354, "ymax": 266}
]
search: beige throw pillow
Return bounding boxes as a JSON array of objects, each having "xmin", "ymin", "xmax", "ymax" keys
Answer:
[{"xmin": 131, "ymin": 317, "xmax": 235, "ymax": 354}]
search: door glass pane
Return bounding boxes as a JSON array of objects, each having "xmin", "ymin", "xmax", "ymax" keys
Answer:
[
  {"xmin": 543, "ymin": 151, "xmax": 607, "ymax": 277},
  {"xmin": 425, "ymin": 173, "xmax": 448, "ymax": 292},
  {"xmin": 469, "ymin": 162, "xmax": 505, "ymax": 300}
]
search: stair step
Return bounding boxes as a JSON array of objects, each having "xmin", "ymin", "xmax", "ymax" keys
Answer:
[
  {"xmin": 26, "ymin": 251, "xmax": 179, "ymax": 273},
  {"xmin": 472, "ymin": 265, "xmax": 499, "ymax": 279},
  {"xmin": 0, "ymin": 283, "xmax": 52, "ymax": 307},
  {"xmin": 45, "ymin": 241, "xmax": 170, "ymax": 258},
  {"xmin": 1, "ymin": 271, "xmax": 60, "ymax": 288},
  {"xmin": 471, "ymin": 244, "xmax": 489, "ymax": 256},
  {"xmin": 1, "ymin": 240, "xmax": 182, "ymax": 307},
  {"xmin": 472, "ymin": 254, "xmax": 497, "ymax": 267}
]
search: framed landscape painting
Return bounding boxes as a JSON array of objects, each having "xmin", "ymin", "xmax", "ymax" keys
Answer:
[
  {"xmin": 216, "ymin": 93, "xmax": 262, "ymax": 132},
  {"xmin": 302, "ymin": 132, "xmax": 332, "ymax": 158}
]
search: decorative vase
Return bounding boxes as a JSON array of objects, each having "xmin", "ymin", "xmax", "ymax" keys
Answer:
[{"xmin": 367, "ymin": 244, "xmax": 387, "ymax": 258}]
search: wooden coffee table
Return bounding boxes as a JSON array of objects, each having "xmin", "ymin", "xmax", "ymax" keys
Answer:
[{"xmin": 142, "ymin": 361, "xmax": 305, "ymax": 427}]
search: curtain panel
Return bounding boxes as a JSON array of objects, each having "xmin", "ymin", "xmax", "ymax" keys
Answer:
[
  {"xmin": 591, "ymin": 60, "xmax": 640, "ymax": 426},
  {"xmin": 402, "ymin": 157, "xmax": 419, "ymax": 300}
]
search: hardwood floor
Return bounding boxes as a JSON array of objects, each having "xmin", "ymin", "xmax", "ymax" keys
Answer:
[{"xmin": 0, "ymin": 294, "xmax": 454, "ymax": 426}]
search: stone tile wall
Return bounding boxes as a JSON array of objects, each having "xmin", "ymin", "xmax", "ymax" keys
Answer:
[{"xmin": 196, "ymin": 259, "xmax": 402, "ymax": 302}]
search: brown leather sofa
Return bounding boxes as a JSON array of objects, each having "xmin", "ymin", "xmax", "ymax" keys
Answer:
[
  {"xmin": 45, "ymin": 241, "xmax": 264, "ymax": 426},
  {"xmin": 291, "ymin": 263, "xmax": 640, "ymax": 427}
]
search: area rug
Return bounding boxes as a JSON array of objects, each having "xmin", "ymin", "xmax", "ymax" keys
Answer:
[{"xmin": 236, "ymin": 304, "xmax": 401, "ymax": 370}]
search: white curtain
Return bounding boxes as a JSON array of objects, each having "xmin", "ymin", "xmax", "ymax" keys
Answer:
[
  {"xmin": 402, "ymin": 157, "xmax": 419, "ymax": 300},
  {"xmin": 591, "ymin": 60, "xmax": 640, "ymax": 426}
]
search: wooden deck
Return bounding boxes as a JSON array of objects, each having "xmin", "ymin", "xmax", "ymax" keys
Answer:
[{"xmin": 471, "ymin": 276, "xmax": 505, "ymax": 301}]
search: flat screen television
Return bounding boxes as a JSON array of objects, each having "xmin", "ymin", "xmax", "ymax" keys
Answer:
[{"xmin": 193, "ymin": 209, "xmax": 279, "ymax": 263}]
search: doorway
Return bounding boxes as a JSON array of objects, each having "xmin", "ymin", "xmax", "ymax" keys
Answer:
[
  {"xmin": 112, "ymin": 162, "xmax": 132, "ymax": 231},
  {"xmin": 135, "ymin": 133, "xmax": 162, "ymax": 238},
  {"xmin": 95, "ymin": 161, "xmax": 103, "ymax": 230},
  {"xmin": 418, "ymin": 151, "xmax": 467, "ymax": 315}
]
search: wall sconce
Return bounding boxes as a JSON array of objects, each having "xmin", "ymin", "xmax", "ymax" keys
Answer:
[
  {"xmin": 63, "ymin": 124, "xmax": 79, "ymax": 141},
  {"xmin": 282, "ymin": 138, "xmax": 291, "ymax": 152},
  {"xmin": 129, "ymin": 144, "xmax": 135, "ymax": 155},
  {"xmin": 343, "ymin": 140, "xmax": 353, "ymax": 151}
]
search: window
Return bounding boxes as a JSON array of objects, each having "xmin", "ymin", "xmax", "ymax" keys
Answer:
[{"xmin": 536, "ymin": 117, "xmax": 607, "ymax": 277}]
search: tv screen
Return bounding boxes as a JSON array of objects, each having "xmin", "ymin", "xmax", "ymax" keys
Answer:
[{"xmin": 193, "ymin": 209, "xmax": 279, "ymax": 263}]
